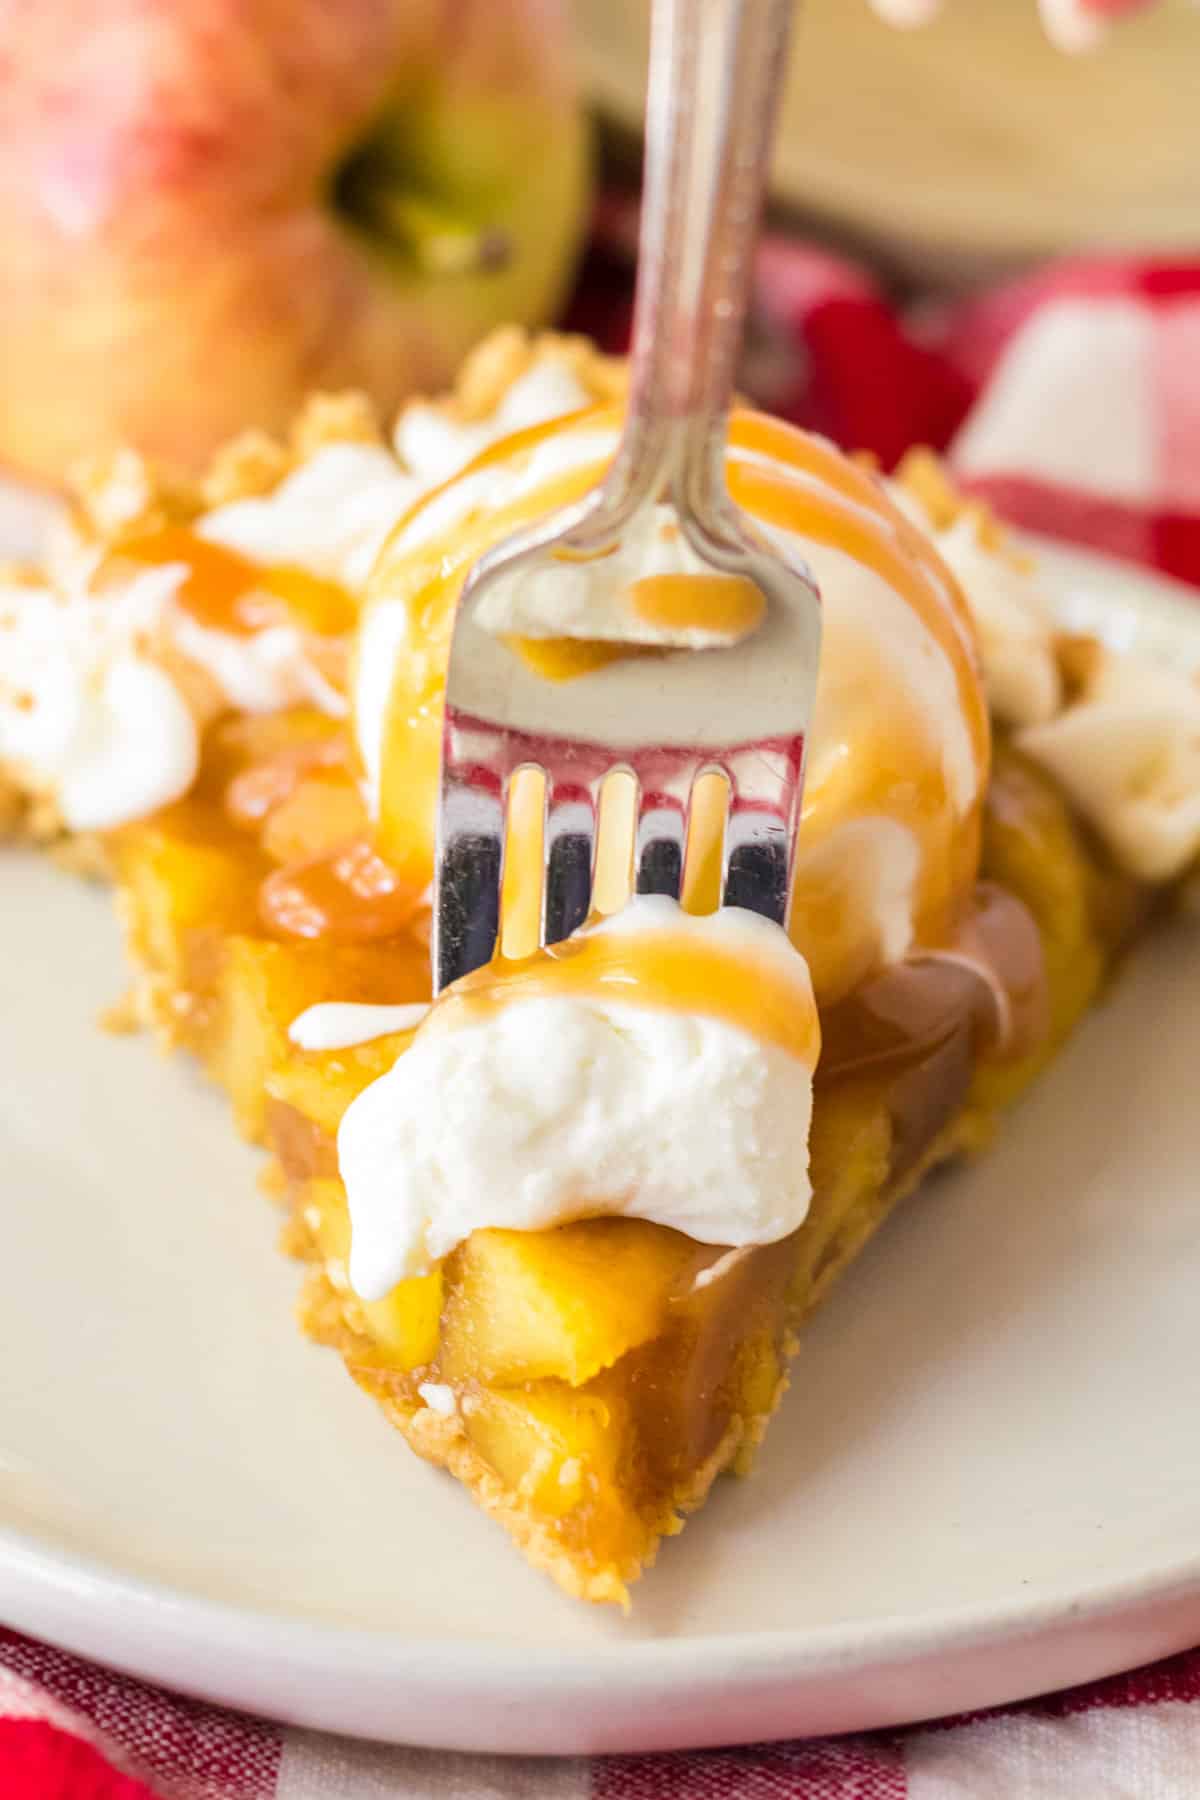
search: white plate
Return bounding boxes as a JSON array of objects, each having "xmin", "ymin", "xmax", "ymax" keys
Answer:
[{"xmin": 1, "ymin": 517, "xmax": 1199, "ymax": 1755}]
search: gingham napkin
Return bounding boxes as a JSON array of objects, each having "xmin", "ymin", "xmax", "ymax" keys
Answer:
[
  {"xmin": 577, "ymin": 199, "xmax": 1200, "ymax": 585},
  {"xmin": 4, "ymin": 240, "xmax": 1200, "ymax": 1797},
  {"xmin": 5, "ymin": 1626, "xmax": 1200, "ymax": 1797}
]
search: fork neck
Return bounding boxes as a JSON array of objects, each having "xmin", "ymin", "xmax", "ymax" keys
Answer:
[{"xmin": 611, "ymin": 0, "xmax": 796, "ymax": 526}]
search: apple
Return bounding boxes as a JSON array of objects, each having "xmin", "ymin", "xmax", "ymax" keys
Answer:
[{"xmin": 0, "ymin": 0, "xmax": 589, "ymax": 484}]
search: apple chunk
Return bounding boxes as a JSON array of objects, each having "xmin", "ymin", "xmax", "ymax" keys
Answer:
[
  {"xmin": 212, "ymin": 934, "xmax": 429, "ymax": 1138},
  {"xmin": 439, "ymin": 1219, "xmax": 705, "ymax": 1388},
  {"xmin": 304, "ymin": 1178, "xmax": 442, "ymax": 1371},
  {"xmin": 112, "ymin": 805, "xmax": 268, "ymax": 1012},
  {"xmin": 461, "ymin": 1380, "xmax": 632, "ymax": 1521},
  {"xmin": 267, "ymin": 1028, "xmax": 420, "ymax": 1143}
]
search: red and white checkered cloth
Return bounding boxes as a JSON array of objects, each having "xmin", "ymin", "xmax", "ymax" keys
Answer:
[
  {"xmin": 577, "ymin": 204, "xmax": 1200, "ymax": 586},
  {"xmin": 5, "ymin": 238, "xmax": 1200, "ymax": 1797},
  {"xmin": 5, "ymin": 1624, "xmax": 1200, "ymax": 1797}
]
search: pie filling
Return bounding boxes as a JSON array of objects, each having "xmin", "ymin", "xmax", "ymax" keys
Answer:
[{"xmin": 3, "ymin": 332, "xmax": 1196, "ymax": 1604}]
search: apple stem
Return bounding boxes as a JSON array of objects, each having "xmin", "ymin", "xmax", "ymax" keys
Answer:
[{"xmin": 358, "ymin": 191, "xmax": 511, "ymax": 277}]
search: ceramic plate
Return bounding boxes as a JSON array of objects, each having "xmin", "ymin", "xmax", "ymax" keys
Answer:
[{"xmin": 1, "ymin": 491, "xmax": 1199, "ymax": 1753}]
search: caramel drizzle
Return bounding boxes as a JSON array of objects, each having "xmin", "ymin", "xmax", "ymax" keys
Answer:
[
  {"xmin": 114, "ymin": 526, "xmax": 356, "ymax": 639},
  {"xmin": 426, "ymin": 922, "xmax": 822, "ymax": 1068},
  {"xmin": 818, "ymin": 882, "xmax": 1047, "ymax": 1082},
  {"xmin": 724, "ymin": 462, "xmax": 987, "ymax": 770}
]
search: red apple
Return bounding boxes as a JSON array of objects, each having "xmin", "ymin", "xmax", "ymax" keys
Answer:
[{"xmin": 0, "ymin": 0, "xmax": 589, "ymax": 483}]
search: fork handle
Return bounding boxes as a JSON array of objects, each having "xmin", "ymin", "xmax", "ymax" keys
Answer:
[{"xmin": 612, "ymin": 0, "xmax": 796, "ymax": 516}]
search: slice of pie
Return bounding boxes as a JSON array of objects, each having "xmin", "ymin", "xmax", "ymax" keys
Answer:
[{"xmin": 3, "ymin": 331, "xmax": 1196, "ymax": 1606}]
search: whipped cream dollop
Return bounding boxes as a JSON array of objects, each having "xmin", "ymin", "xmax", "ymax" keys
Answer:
[
  {"xmin": 338, "ymin": 900, "xmax": 819, "ymax": 1299},
  {"xmin": 199, "ymin": 444, "xmax": 420, "ymax": 593},
  {"xmin": 1017, "ymin": 650, "xmax": 1200, "ymax": 881},
  {"xmin": 388, "ymin": 426, "xmax": 614, "ymax": 559},
  {"xmin": 933, "ymin": 518, "xmax": 1061, "ymax": 728},
  {"xmin": 395, "ymin": 359, "xmax": 593, "ymax": 487},
  {"xmin": 169, "ymin": 610, "xmax": 345, "ymax": 719},
  {"xmin": 892, "ymin": 476, "xmax": 1200, "ymax": 881},
  {"xmin": 0, "ymin": 566, "xmax": 198, "ymax": 830},
  {"xmin": 200, "ymin": 363, "xmax": 593, "ymax": 591},
  {"xmin": 288, "ymin": 999, "xmax": 430, "ymax": 1052},
  {"xmin": 892, "ymin": 496, "xmax": 1063, "ymax": 729},
  {"xmin": 0, "ymin": 556, "xmax": 345, "ymax": 831}
]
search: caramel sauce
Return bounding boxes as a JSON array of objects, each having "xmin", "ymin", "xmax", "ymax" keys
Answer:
[
  {"xmin": 816, "ymin": 881, "xmax": 1048, "ymax": 1173},
  {"xmin": 118, "ymin": 525, "xmax": 356, "ymax": 638},
  {"xmin": 729, "ymin": 412, "xmax": 980, "ymax": 655},
  {"xmin": 427, "ymin": 922, "xmax": 822, "ymax": 1067},
  {"xmin": 259, "ymin": 837, "xmax": 424, "ymax": 943},
  {"xmin": 619, "ymin": 1234, "xmax": 794, "ymax": 1488},
  {"xmin": 819, "ymin": 955, "xmax": 981, "ymax": 1089},
  {"xmin": 919, "ymin": 880, "xmax": 1049, "ymax": 1062},
  {"xmin": 242, "ymin": 565, "xmax": 357, "ymax": 638},
  {"xmin": 820, "ymin": 885, "xmax": 1044, "ymax": 1079}
]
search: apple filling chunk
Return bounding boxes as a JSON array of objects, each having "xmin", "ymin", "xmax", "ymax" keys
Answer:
[{"xmin": 438, "ymin": 1219, "xmax": 709, "ymax": 1387}]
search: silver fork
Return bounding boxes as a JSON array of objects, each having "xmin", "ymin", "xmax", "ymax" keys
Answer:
[{"xmin": 433, "ymin": 0, "xmax": 822, "ymax": 995}]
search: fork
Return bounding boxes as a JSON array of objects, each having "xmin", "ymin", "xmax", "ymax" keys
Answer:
[{"xmin": 433, "ymin": 0, "xmax": 822, "ymax": 995}]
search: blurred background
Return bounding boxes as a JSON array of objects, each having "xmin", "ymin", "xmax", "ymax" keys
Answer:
[
  {"xmin": 574, "ymin": 0, "xmax": 1200, "ymax": 283},
  {"xmin": 1, "ymin": 0, "xmax": 1199, "ymax": 563}
]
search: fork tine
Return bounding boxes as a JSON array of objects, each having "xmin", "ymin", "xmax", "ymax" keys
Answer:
[
  {"xmin": 542, "ymin": 778, "xmax": 597, "ymax": 948},
  {"xmin": 634, "ymin": 789, "xmax": 687, "ymax": 901},
  {"xmin": 434, "ymin": 773, "xmax": 505, "ymax": 993},
  {"xmin": 721, "ymin": 816, "xmax": 791, "ymax": 925},
  {"xmin": 718, "ymin": 750, "xmax": 803, "ymax": 927}
]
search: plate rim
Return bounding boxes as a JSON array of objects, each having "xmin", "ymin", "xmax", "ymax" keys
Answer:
[{"xmin": 4, "ymin": 1519, "xmax": 1200, "ymax": 1752}]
